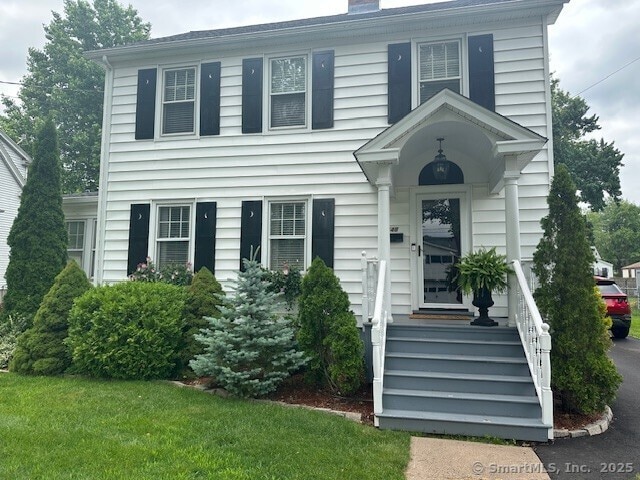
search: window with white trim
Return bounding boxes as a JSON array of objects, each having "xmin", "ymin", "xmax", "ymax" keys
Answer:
[
  {"xmin": 162, "ymin": 67, "xmax": 196, "ymax": 134},
  {"xmin": 270, "ymin": 56, "xmax": 307, "ymax": 128},
  {"xmin": 66, "ymin": 221, "xmax": 85, "ymax": 267},
  {"xmin": 269, "ymin": 201, "xmax": 306, "ymax": 270},
  {"xmin": 157, "ymin": 205, "xmax": 190, "ymax": 268},
  {"xmin": 419, "ymin": 41, "xmax": 461, "ymax": 104}
]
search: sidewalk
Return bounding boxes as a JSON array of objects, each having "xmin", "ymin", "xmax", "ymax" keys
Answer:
[{"xmin": 406, "ymin": 437, "xmax": 551, "ymax": 480}]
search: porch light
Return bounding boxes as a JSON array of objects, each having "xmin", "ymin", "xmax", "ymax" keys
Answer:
[{"xmin": 431, "ymin": 137, "xmax": 451, "ymax": 181}]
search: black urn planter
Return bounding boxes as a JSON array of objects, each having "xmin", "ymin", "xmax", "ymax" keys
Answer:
[{"xmin": 470, "ymin": 287, "xmax": 498, "ymax": 327}]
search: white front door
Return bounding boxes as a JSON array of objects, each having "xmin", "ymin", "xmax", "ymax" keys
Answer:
[{"xmin": 415, "ymin": 189, "xmax": 470, "ymax": 309}]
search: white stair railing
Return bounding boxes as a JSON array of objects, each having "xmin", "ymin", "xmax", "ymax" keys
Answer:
[
  {"xmin": 361, "ymin": 252, "xmax": 379, "ymax": 323},
  {"xmin": 512, "ymin": 260, "xmax": 553, "ymax": 439},
  {"xmin": 370, "ymin": 259, "xmax": 388, "ymax": 424}
]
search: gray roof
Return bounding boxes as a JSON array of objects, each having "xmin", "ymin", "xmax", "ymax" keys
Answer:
[{"xmin": 108, "ymin": 0, "xmax": 519, "ymax": 49}]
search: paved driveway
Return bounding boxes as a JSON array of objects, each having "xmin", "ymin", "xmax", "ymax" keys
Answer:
[{"xmin": 534, "ymin": 337, "xmax": 640, "ymax": 479}]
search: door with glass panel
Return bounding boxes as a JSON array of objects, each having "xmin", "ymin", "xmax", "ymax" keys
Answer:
[{"xmin": 418, "ymin": 196, "xmax": 463, "ymax": 308}]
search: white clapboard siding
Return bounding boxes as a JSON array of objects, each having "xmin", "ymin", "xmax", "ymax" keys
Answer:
[{"xmin": 98, "ymin": 13, "xmax": 555, "ymax": 318}]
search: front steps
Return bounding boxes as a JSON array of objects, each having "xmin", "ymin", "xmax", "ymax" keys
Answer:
[{"xmin": 376, "ymin": 323, "xmax": 550, "ymax": 442}]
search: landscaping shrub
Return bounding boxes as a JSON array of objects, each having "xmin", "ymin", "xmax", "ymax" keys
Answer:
[
  {"xmin": 0, "ymin": 315, "xmax": 28, "ymax": 369},
  {"xmin": 3, "ymin": 118, "xmax": 67, "ymax": 322},
  {"xmin": 67, "ymin": 282, "xmax": 186, "ymax": 380},
  {"xmin": 261, "ymin": 267, "xmax": 302, "ymax": 311},
  {"xmin": 297, "ymin": 257, "xmax": 364, "ymax": 395},
  {"xmin": 190, "ymin": 255, "xmax": 306, "ymax": 398},
  {"xmin": 129, "ymin": 257, "xmax": 193, "ymax": 286},
  {"xmin": 10, "ymin": 262, "xmax": 91, "ymax": 375},
  {"xmin": 179, "ymin": 267, "xmax": 224, "ymax": 376},
  {"xmin": 533, "ymin": 164, "xmax": 621, "ymax": 414}
]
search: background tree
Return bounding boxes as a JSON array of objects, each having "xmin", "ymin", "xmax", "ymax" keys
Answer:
[
  {"xmin": 587, "ymin": 200, "xmax": 640, "ymax": 273},
  {"xmin": 533, "ymin": 164, "xmax": 621, "ymax": 414},
  {"xmin": 10, "ymin": 261, "xmax": 92, "ymax": 375},
  {"xmin": 551, "ymin": 77, "xmax": 624, "ymax": 211},
  {"xmin": 3, "ymin": 118, "xmax": 68, "ymax": 324},
  {"xmin": 0, "ymin": 0, "xmax": 150, "ymax": 193}
]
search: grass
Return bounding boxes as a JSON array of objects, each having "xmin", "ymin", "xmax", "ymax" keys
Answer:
[
  {"xmin": 630, "ymin": 309, "xmax": 640, "ymax": 339},
  {"xmin": 0, "ymin": 374, "xmax": 410, "ymax": 479}
]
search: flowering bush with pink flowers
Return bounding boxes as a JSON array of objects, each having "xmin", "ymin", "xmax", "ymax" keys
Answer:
[{"xmin": 129, "ymin": 257, "xmax": 193, "ymax": 286}]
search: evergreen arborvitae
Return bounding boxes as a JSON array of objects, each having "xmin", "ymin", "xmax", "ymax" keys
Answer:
[
  {"xmin": 297, "ymin": 258, "xmax": 364, "ymax": 395},
  {"xmin": 4, "ymin": 118, "xmax": 67, "ymax": 323},
  {"xmin": 190, "ymin": 256, "xmax": 306, "ymax": 398},
  {"xmin": 533, "ymin": 164, "xmax": 621, "ymax": 414},
  {"xmin": 179, "ymin": 267, "xmax": 224, "ymax": 376},
  {"xmin": 10, "ymin": 261, "xmax": 91, "ymax": 375}
]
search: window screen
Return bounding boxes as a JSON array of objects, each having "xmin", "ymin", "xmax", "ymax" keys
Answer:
[
  {"xmin": 163, "ymin": 68, "xmax": 196, "ymax": 134},
  {"xmin": 419, "ymin": 41, "xmax": 461, "ymax": 104},
  {"xmin": 269, "ymin": 202, "xmax": 305, "ymax": 270},
  {"xmin": 271, "ymin": 57, "xmax": 306, "ymax": 128},
  {"xmin": 67, "ymin": 221, "xmax": 85, "ymax": 267},
  {"xmin": 157, "ymin": 205, "xmax": 190, "ymax": 268}
]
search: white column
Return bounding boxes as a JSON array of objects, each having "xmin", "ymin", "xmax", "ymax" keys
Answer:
[
  {"xmin": 504, "ymin": 166, "xmax": 521, "ymax": 327},
  {"xmin": 376, "ymin": 163, "xmax": 393, "ymax": 322}
]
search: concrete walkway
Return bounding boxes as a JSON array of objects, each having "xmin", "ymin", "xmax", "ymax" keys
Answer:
[{"xmin": 406, "ymin": 437, "xmax": 550, "ymax": 480}]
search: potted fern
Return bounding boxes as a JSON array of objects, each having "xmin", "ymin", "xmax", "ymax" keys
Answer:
[{"xmin": 455, "ymin": 247, "xmax": 513, "ymax": 326}]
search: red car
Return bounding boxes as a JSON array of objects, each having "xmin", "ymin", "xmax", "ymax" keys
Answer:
[{"xmin": 595, "ymin": 277, "xmax": 632, "ymax": 339}]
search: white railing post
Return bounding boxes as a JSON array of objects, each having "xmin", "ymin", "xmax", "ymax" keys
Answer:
[
  {"xmin": 371, "ymin": 260, "xmax": 388, "ymax": 422},
  {"xmin": 361, "ymin": 251, "xmax": 369, "ymax": 323},
  {"xmin": 511, "ymin": 260, "xmax": 554, "ymax": 440}
]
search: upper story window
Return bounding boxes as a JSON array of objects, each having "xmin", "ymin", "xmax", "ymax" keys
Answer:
[
  {"xmin": 163, "ymin": 67, "xmax": 196, "ymax": 135},
  {"xmin": 270, "ymin": 56, "xmax": 307, "ymax": 128},
  {"xmin": 269, "ymin": 201, "xmax": 306, "ymax": 270},
  {"xmin": 419, "ymin": 41, "xmax": 461, "ymax": 104},
  {"xmin": 157, "ymin": 205, "xmax": 191, "ymax": 268}
]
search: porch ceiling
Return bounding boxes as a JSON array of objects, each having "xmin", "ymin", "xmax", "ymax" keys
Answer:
[{"xmin": 353, "ymin": 89, "xmax": 547, "ymax": 193}]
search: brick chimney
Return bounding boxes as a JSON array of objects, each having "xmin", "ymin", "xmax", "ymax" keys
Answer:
[{"xmin": 348, "ymin": 0, "xmax": 380, "ymax": 14}]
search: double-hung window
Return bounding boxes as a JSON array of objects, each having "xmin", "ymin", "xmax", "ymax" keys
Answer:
[
  {"xmin": 269, "ymin": 202, "xmax": 306, "ymax": 270},
  {"xmin": 270, "ymin": 56, "xmax": 307, "ymax": 128},
  {"xmin": 419, "ymin": 41, "xmax": 461, "ymax": 104},
  {"xmin": 163, "ymin": 67, "xmax": 196, "ymax": 134},
  {"xmin": 157, "ymin": 205, "xmax": 190, "ymax": 268},
  {"xmin": 67, "ymin": 221, "xmax": 85, "ymax": 267}
]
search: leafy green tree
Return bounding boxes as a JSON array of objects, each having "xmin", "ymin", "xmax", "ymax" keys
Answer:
[
  {"xmin": 297, "ymin": 258, "xmax": 364, "ymax": 395},
  {"xmin": 588, "ymin": 200, "xmax": 640, "ymax": 273},
  {"xmin": 0, "ymin": 0, "xmax": 150, "ymax": 193},
  {"xmin": 533, "ymin": 164, "xmax": 621, "ymax": 414},
  {"xmin": 190, "ymin": 256, "xmax": 306, "ymax": 398},
  {"xmin": 3, "ymin": 118, "xmax": 67, "ymax": 323},
  {"xmin": 10, "ymin": 262, "xmax": 92, "ymax": 375},
  {"xmin": 179, "ymin": 267, "xmax": 224, "ymax": 376},
  {"xmin": 551, "ymin": 77, "xmax": 624, "ymax": 211}
]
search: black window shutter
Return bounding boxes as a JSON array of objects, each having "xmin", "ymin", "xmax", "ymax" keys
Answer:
[
  {"xmin": 194, "ymin": 202, "xmax": 217, "ymax": 273},
  {"xmin": 312, "ymin": 50, "xmax": 334, "ymax": 130},
  {"xmin": 127, "ymin": 203, "xmax": 150, "ymax": 275},
  {"xmin": 242, "ymin": 58, "xmax": 263, "ymax": 134},
  {"xmin": 200, "ymin": 62, "xmax": 221, "ymax": 136},
  {"xmin": 468, "ymin": 34, "xmax": 495, "ymax": 111},
  {"xmin": 240, "ymin": 200, "xmax": 262, "ymax": 270},
  {"xmin": 311, "ymin": 198, "xmax": 335, "ymax": 269},
  {"xmin": 135, "ymin": 68, "xmax": 157, "ymax": 140},
  {"xmin": 388, "ymin": 43, "xmax": 412, "ymax": 124}
]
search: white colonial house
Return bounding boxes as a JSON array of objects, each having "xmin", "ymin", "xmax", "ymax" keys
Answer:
[
  {"xmin": 85, "ymin": 0, "xmax": 570, "ymax": 441},
  {"xmin": 0, "ymin": 130, "xmax": 31, "ymax": 293}
]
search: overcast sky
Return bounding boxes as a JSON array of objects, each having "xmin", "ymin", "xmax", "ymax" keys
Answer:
[{"xmin": 1, "ymin": 0, "xmax": 638, "ymax": 204}]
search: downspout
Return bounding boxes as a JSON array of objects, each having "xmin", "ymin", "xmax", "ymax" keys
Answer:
[{"xmin": 94, "ymin": 54, "xmax": 114, "ymax": 285}]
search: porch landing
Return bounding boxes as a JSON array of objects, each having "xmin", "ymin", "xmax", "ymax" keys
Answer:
[{"xmin": 376, "ymin": 322, "xmax": 548, "ymax": 442}]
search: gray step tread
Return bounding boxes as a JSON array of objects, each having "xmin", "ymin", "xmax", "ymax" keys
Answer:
[
  {"xmin": 383, "ymin": 388, "xmax": 539, "ymax": 404},
  {"xmin": 388, "ymin": 324, "xmax": 517, "ymax": 333},
  {"xmin": 387, "ymin": 336, "xmax": 521, "ymax": 346},
  {"xmin": 384, "ymin": 369, "xmax": 531, "ymax": 383},
  {"xmin": 377, "ymin": 409, "xmax": 547, "ymax": 428},
  {"xmin": 385, "ymin": 352, "xmax": 527, "ymax": 364}
]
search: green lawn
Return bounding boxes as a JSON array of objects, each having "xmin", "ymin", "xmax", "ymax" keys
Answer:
[
  {"xmin": 630, "ymin": 309, "xmax": 640, "ymax": 339},
  {"xmin": 0, "ymin": 374, "xmax": 409, "ymax": 479}
]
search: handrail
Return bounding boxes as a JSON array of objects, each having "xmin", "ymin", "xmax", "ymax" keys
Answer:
[
  {"xmin": 370, "ymin": 259, "xmax": 388, "ymax": 421},
  {"xmin": 512, "ymin": 260, "xmax": 553, "ymax": 439}
]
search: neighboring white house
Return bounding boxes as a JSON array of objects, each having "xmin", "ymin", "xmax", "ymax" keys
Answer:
[
  {"xmin": 85, "ymin": 0, "xmax": 570, "ymax": 440},
  {"xmin": 622, "ymin": 261, "xmax": 640, "ymax": 279},
  {"xmin": 62, "ymin": 193, "xmax": 99, "ymax": 280},
  {"xmin": 0, "ymin": 130, "xmax": 30, "ymax": 293},
  {"xmin": 592, "ymin": 246, "xmax": 613, "ymax": 279}
]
